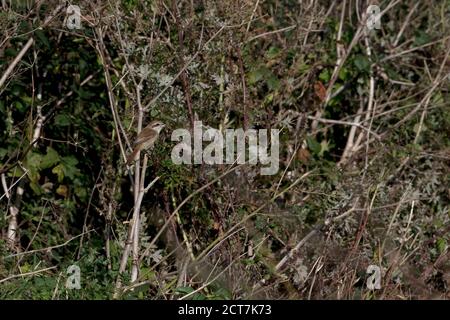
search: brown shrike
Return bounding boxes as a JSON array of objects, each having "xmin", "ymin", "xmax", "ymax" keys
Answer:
[{"xmin": 126, "ymin": 120, "xmax": 165, "ymax": 165}]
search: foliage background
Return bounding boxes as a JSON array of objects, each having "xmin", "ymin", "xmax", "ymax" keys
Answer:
[{"xmin": 0, "ymin": 0, "xmax": 449, "ymax": 299}]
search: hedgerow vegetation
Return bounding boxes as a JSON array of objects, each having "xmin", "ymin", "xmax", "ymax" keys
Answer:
[{"xmin": 0, "ymin": 0, "xmax": 449, "ymax": 299}]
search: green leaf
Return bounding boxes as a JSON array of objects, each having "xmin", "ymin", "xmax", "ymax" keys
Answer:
[
  {"xmin": 12, "ymin": 85, "xmax": 23, "ymax": 96},
  {"xmin": 414, "ymin": 31, "xmax": 431, "ymax": 46},
  {"xmin": 9, "ymin": 166, "xmax": 25, "ymax": 178},
  {"xmin": 150, "ymin": 109, "xmax": 159, "ymax": 117},
  {"xmin": 306, "ymin": 136, "xmax": 321, "ymax": 155},
  {"xmin": 60, "ymin": 156, "xmax": 80, "ymax": 180},
  {"xmin": 339, "ymin": 67, "xmax": 349, "ymax": 80},
  {"xmin": 192, "ymin": 293, "xmax": 207, "ymax": 300},
  {"xmin": 436, "ymin": 237, "xmax": 447, "ymax": 254},
  {"xmin": 15, "ymin": 100, "xmax": 25, "ymax": 112},
  {"xmin": 62, "ymin": 156, "xmax": 78, "ymax": 167},
  {"xmin": 75, "ymin": 186, "xmax": 87, "ymax": 200},
  {"xmin": 319, "ymin": 140, "xmax": 331, "ymax": 157},
  {"xmin": 54, "ymin": 114, "xmax": 71, "ymax": 127},
  {"xmin": 248, "ymin": 66, "xmax": 269, "ymax": 84},
  {"xmin": 26, "ymin": 152, "xmax": 42, "ymax": 170},
  {"xmin": 175, "ymin": 286, "xmax": 194, "ymax": 294},
  {"xmin": 266, "ymin": 75, "xmax": 280, "ymax": 91},
  {"xmin": 212, "ymin": 287, "xmax": 232, "ymax": 299},
  {"xmin": 319, "ymin": 69, "xmax": 330, "ymax": 82},
  {"xmin": 40, "ymin": 147, "xmax": 59, "ymax": 169},
  {"xmin": 5, "ymin": 48, "xmax": 17, "ymax": 57},
  {"xmin": 29, "ymin": 181, "xmax": 43, "ymax": 195},
  {"xmin": 0, "ymin": 148, "xmax": 7, "ymax": 159},
  {"xmin": 297, "ymin": 62, "xmax": 310, "ymax": 75},
  {"xmin": 21, "ymin": 95, "xmax": 33, "ymax": 105},
  {"xmin": 35, "ymin": 29, "xmax": 50, "ymax": 48},
  {"xmin": 354, "ymin": 55, "xmax": 370, "ymax": 72},
  {"xmin": 266, "ymin": 46, "xmax": 281, "ymax": 59},
  {"xmin": 52, "ymin": 164, "xmax": 65, "ymax": 182}
]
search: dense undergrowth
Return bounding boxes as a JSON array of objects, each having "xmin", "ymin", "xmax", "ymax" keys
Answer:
[{"xmin": 0, "ymin": 0, "xmax": 449, "ymax": 299}]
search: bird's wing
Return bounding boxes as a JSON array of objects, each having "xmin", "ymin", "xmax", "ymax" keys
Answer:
[{"xmin": 134, "ymin": 128, "xmax": 156, "ymax": 146}]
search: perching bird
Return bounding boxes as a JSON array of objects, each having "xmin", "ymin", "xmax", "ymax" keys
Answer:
[{"xmin": 126, "ymin": 120, "xmax": 165, "ymax": 165}]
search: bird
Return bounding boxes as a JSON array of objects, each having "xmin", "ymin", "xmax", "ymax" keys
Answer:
[{"xmin": 126, "ymin": 120, "xmax": 165, "ymax": 165}]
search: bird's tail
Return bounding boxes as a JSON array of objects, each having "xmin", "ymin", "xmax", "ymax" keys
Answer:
[{"xmin": 126, "ymin": 148, "xmax": 139, "ymax": 165}]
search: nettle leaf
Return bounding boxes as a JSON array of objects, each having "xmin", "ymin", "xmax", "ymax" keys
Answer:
[{"xmin": 40, "ymin": 147, "xmax": 59, "ymax": 169}]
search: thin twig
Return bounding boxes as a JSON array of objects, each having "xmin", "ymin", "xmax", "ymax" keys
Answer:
[
  {"xmin": 0, "ymin": 266, "xmax": 58, "ymax": 284},
  {"xmin": 5, "ymin": 230, "xmax": 94, "ymax": 259}
]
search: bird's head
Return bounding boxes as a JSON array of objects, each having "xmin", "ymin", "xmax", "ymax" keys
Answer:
[{"xmin": 149, "ymin": 120, "xmax": 165, "ymax": 133}]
